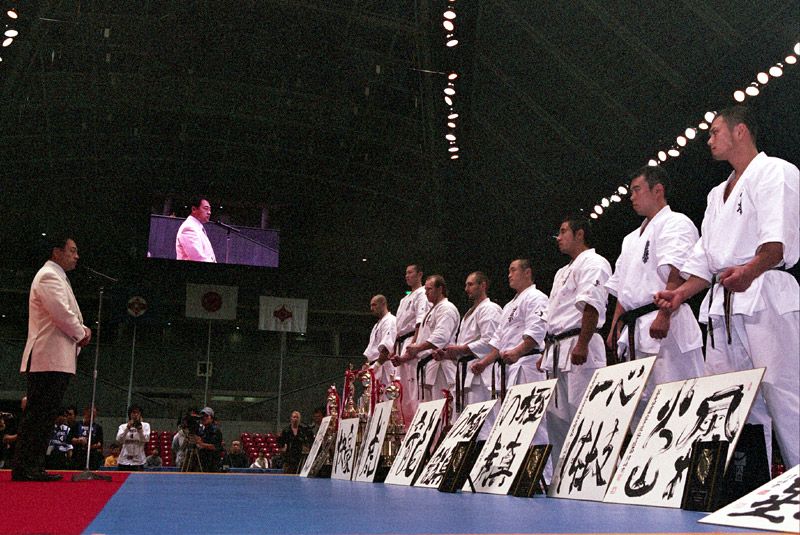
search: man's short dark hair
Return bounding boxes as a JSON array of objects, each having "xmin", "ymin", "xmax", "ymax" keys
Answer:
[
  {"xmin": 407, "ymin": 264, "xmax": 423, "ymax": 275},
  {"xmin": 632, "ymin": 165, "xmax": 670, "ymax": 196},
  {"xmin": 562, "ymin": 214, "xmax": 594, "ymax": 247},
  {"xmin": 426, "ymin": 274, "xmax": 447, "ymax": 297},
  {"xmin": 470, "ymin": 271, "xmax": 489, "ymax": 289},
  {"xmin": 127, "ymin": 404, "xmax": 143, "ymax": 418},
  {"xmin": 41, "ymin": 233, "xmax": 74, "ymax": 262},
  {"xmin": 717, "ymin": 105, "xmax": 758, "ymax": 145},
  {"xmin": 313, "ymin": 406, "xmax": 325, "ymax": 415},
  {"xmin": 188, "ymin": 196, "xmax": 209, "ymax": 210}
]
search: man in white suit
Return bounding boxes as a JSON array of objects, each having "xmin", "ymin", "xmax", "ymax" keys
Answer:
[
  {"xmin": 175, "ymin": 196, "xmax": 217, "ymax": 262},
  {"xmin": 14, "ymin": 236, "xmax": 92, "ymax": 481}
]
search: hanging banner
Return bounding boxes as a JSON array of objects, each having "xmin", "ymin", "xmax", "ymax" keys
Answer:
[
  {"xmin": 185, "ymin": 283, "xmax": 238, "ymax": 320},
  {"xmin": 259, "ymin": 296, "xmax": 308, "ymax": 333}
]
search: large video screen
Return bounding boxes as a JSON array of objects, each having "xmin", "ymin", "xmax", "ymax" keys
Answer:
[{"xmin": 147, "ymin": 214, "xmax": 279, "ymax": 268}]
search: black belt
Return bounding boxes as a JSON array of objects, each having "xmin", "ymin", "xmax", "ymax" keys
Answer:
[
  {"xmin": 615, "ymin": 303, "xmax": 659, "ymax": 360},
  {"xmin": 490, "ymin": 350, "xmax": 542, "ymax": 402},
  {"xmin": 545, "ymin": 328, "xmax": 597, "ymax": 408},
  {"xmin": 455, "ymin": 354, "xmax": 477, "ymax": 413},
  {"xmin": 393, "ymin": 330, "xmax": 415, "ymax": 355},
  {"xmin": 416, "ymin": 355, "xmax": 434, "ymax": 400}
]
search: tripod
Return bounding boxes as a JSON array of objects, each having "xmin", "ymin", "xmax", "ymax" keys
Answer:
[{"xmin": 181, "ymin": 442, "xmax": 204, "ymax": 472}]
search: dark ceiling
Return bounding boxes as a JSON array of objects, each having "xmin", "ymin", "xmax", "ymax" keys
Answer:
[{"xmin": 2, "ymin": 0, "xmax": 799, "ymax": 314}]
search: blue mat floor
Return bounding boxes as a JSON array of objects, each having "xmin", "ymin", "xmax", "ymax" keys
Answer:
[{"xmin": 85, "ymin": 473, "xmax": 757, "ymax": 534}]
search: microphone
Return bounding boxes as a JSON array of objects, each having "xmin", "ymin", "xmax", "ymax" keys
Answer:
[{"xmin": 82, "ymin": 265, "xmax": 119, "ymax": 283}]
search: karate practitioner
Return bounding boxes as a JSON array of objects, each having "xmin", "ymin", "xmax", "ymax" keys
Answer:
[
  {"xmin": 539, "ymin": 215, "xmax": 611, "ymax": 463},
  {"xmin": 606, "ymin": 166, "xmax": 704, "ymax": 429},
  {"xmin": 470, "ymin": 259, "xmax": 550, "ymax": 461},
  {"xmin": 389, "ymin": 264, "xmax": 430, "ymax": 425},
  {"xmin": 362, "ymin": 294, "xmax": 397, "ymax": 396},
  {"xmin": 656, "ymin": 106, "xmax": 799, "ymax": 467},
  {"xmin": 435, "ymin": 272, "xmax": 501, "ymax": 414},
  {"xmin": 398, "ymin": 275, "xmax": 460, "ymax": 402}
]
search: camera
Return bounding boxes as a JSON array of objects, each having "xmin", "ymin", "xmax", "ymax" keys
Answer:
[{"xmin": 181, "ymin": 411, "xmax": 202, "ymax": 436}]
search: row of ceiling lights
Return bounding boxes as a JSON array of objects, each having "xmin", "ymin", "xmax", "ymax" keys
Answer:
[
  {"xmin": 587, "ymin": 41, "xmax": 800, "ymax": 220},
  {"xmin": 442, "ymin": 1, "xmax": 460, "ymax": 160},
  {"xmin": 0, "ymin": 7, "xmax": 18, "ymax": 63}
]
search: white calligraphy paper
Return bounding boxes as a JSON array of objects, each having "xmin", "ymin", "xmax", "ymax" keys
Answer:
[
  {"xmin": 300, "ymin": 416, "xmax": 331, "ymax": 477},
  {"xmin": 331, "ymin": 417, "xmax": 360, "ymax": 480},
  {"xmin": 353, "ymin": 400, "xmax": 394, "ymax": 483},
  {"xmin": 384, "ymin": 399, "xmax": 447, "ymax": 486}
]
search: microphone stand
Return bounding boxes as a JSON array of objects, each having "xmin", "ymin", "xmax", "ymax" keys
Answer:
[{"xmin": 72, "ymin": 265, "xmax": 117, "ymax": 482}]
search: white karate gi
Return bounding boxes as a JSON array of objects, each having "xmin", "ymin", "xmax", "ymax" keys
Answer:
[
  {"xmin": 457, "ymin": 299, "xmax": 502, "ymax": 407},
  {"xmin": 681, "ymin": 152, "xmax": 799, "ymax": 467},
  {"xmin": 606, "ymin": 207, "xmax": 705, "ymax": 428},
  {"xmin": 393, "ymin": 286, "xmax": 430, "ymax": 424},
  {"xmin": 542, "ymin": 248, "xmax": 611, "ymax": 463},
  {"xmin": 364, "ymin": 313, "xmax": 397, "ymax": 394},
  {"xmin": 418, "ymin": 299, "xmax": 460, "ymax": 401}
]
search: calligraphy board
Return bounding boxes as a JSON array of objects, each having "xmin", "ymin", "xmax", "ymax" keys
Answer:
[
  {"xmin": 549, "ymin": 357, "xmax": 656, "ymax": 501},
  {"xmin": 353, "ymin": 400, "xmax": 394, "ymax": 482},
  {"xmin": 699, "ymin": 464, "xmax": 800, "ymax": 533},
  {"xmin": 331, "ymin": 417, "xmax": 360, "ymax": 480},
  {"xmin": 415, "ymin": 399, "xmax": 497, "ymax": 489},
  {"xmin": 468, "ymin": 379, "xmax": 557, "ymax": 495},
  {"xmin": 384, "ymin": 398, "xmax": 447, "ymax": 486},
  {"xmin": 604, "ymin": 368, "xmax": 764, "ymax": 508},
  {"xmin": 300, "ymin": 416, "xmax": 331, "ymax": 477}
]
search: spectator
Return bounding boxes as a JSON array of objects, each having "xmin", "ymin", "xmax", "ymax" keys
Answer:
[
  {"xmin": 250, "ymin": 450, "xmax": 270, "ymax": 469},
  {"xmin": 45, "ymin": 409, "xmax": 73, "ymax": 470},
  {"xmin": 278, "ymin": 411, "xmax": 313, "ymax": 474},
  {"xmin": 104, "ymin": 443, "xmax": 121, "ymax": 467},
  {"xmin": 309, "ymin": 407, "xmax": 325, "ymax": 438},
  {"xmin": 116, "ymin": 405, "xmax": 151, "ymax": 471},
  {"xmin": 193, "ymin": 407, "xmax": 222, "ymax": 472},
  {"xmin": 65, "ymin": 405, "xmax": 79, "ymax": 439},
  {"xmin": 0, "ymin": 398, "xmax": 23, "ymax": 468},
  {"xmin": 71, "ymin": 406, "xmax": 104, "ymax": 470},
  {"xmin": 226, "ymin": 440, "xmax": 249, "ymax": 468},
  {"xmin": 144, "ymin": 447, "xmax": 163, "ymax": 469},
  {"xmin": 172, "ymin": 418, "xmax": 189, "ymax": 470}
]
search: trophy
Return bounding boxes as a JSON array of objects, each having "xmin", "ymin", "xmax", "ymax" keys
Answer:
[
  {"xmin": 381, "ymin": 374, "xmax": 406, "ymax": 467},
  {"xmin": 308, "ymin": 385, "xmax": 340, "ymax": 477},
  {"xmin": 341, "ymin": 365, "xmax": 359, "ymax": 420}
]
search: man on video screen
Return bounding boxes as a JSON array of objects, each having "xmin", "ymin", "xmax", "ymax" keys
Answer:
[{"xmin": 175, "ymin": 196, "xmax": 217, "ymax": 263}]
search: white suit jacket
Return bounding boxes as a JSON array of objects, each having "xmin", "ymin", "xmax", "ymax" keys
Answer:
[
  {"xmin": 175, "ymin": 215, "xmax": 217, "ymax": 262},
  {"xmin": 21, "ymin": 260, "xmax": 86, "ymax": 374}
]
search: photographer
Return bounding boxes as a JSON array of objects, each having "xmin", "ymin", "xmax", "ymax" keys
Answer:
[
  {"xmin": 115, "ymin": 405, "xmax": 151, "ymax": 470},
  {"xmin": 192, "ymin": 407, "xmax": 222, "ymax": 472}
]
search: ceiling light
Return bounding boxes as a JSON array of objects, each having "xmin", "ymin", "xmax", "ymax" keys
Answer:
[
  {"xmin": 446, "ymin": 134, "xmax": 456, "ymax": 141},
  {"xmin": 795, "ymin": 43, "xmax": 800, "ymax": 55},
  {"xmin": 4, "ymin": 29, "xmax": 18, "ymax": 37},
  {"xmin": 443, "ymin": 20, "xmax": 454, "ymax": 31},
  {"xmin": 7, "ymin": 9, "xmax": 18, "ymax": 19},
  {"xmin": 648, "ymin": 159, "xmax": 658, "ymax": 166},
  {"xmin": 450, "ymin": 154, "xmax": 459, "ymax": 160},
  {"xmin": 733, "ymin": 89, "xmax": 746, "ymax": 102},
  {"xmin": 444, "ymin": 96, "xmax": 453, "ymax": 106},
  {"xmin": 448, "ymin": 113, "xmax": 459, "ymax": 119},
  {"xmin": 2, "ymin": 38, "xmax": 13, "ymax": 47},
  {"xmin": 786, "ymin": 55, "xmax": 797, "ymax": 65},
  {"xmin": 658, "ymin": 150, "xmax": 667, "ymax": 162},
  {"xmin": 757, "ymin": 72, "xmax": 769, "ymax": 84},
  {"xmin": 699, "ymin": 122, "xmax": 709, "ymax": 130},
  {"xmin": 668, "ymin": 149, "xmax": 680, "ymax": 157},
  {"xmin": 446, "ymin": 39, "xmax": 459, "ymax": 47},
  {"xmin": 594, "ymin": 205, "xmax": 603, "ymax": 215},
  {"xmin": 745, "ymin": 85, "xmax": 759, "ymax": 96},
  {"xmin": 448, "ymin": 147, "xmax": 459, "ymax": 152},
  {"xmin": 590, "ymin": 213, "xmax": 598, "ymax": 219},
  {"xmin": 448, "ymin": 72, "xmax": 458, "ymax": 81},
  {"xmin": 677, "ymin": 136, "xmax": 687, "ymax": 147},
  {"xmin": 769, "ymin": 65, "xmax": 783, "ymax": 77},
  {"xmin": 610, "ymin": 194, "xmax": 621, "ymax": 203},
  {"xmin": 704, "ymin": 111, "xmax": 716, "ymax": 123},
  {"xmin": 443, "ymin": 10, "xmax": 456, "ymax": 20},
  {"xmin": 685, "ymin": 128, "xmax": 696, "ymax": 140},
  {"xmin": 447, "ymin": 122, "xmax": 456, "ymax": 128},
  {"xmin": 617, "ymin": 185, "xmax": 628, "ymax": 195},
  {"xmin": 444, "ymin": 87, "xmax": 455, "ymax": 96},
  {"xmin": 601, "ymin": 198, "xmax": 610, "ymax": 208}
]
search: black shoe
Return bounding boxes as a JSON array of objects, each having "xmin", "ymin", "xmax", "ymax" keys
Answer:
[{"xmin": 11, "ymin": 470, "xmax": 63, "ymax": 482}]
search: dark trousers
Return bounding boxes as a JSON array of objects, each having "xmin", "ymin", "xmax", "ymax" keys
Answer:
[{"xmin": 13, "ymin": 372, "xmax": 71, "ymax": 474}]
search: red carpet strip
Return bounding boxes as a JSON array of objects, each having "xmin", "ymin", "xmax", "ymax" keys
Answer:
[{"xmin": 0, "ymin": 470, "xmax": 128, "ymax": 535}]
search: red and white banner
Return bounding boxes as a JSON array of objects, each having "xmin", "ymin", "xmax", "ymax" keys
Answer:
[
  {"xmin": 186, "ymin": 284, "xmax": 238, "ymax": 320},
  {"xmin": 259, "ymin": 296, "xmax": 308, "ymax": 333}
]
